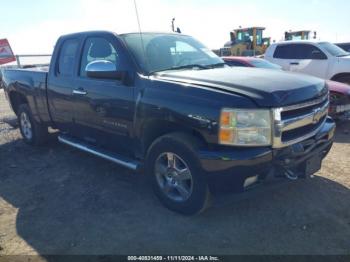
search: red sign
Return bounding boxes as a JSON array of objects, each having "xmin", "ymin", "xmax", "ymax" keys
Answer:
[{"xmin": 0, "ymin": 39, "xmax": 16, "ymax": 65}]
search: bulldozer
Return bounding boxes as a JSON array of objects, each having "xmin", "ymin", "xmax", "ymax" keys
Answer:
[
  {"xmin": 220, "ymin": 27, "xmax": 271, "ymax": 57},
  {"xmin": 284, "ymin": 30, "xmax": 317, "ymax": 41}
]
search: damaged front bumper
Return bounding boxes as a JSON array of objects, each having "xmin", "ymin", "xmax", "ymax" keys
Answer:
[{"xmin": 198, "ymin": 117, "xmax": 336, "ymax": 188}]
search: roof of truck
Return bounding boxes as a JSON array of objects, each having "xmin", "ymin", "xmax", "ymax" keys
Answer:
[
  {"xmin": 271, "ymin": 40, "xmax": 326, "ymax": 45},
  {"xmin": 60, "ymin": 30, "xmax": 188, "ymax": 38}
]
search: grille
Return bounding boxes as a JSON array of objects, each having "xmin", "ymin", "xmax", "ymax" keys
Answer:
[{"xmin": 272, "ymin": 93, "xmax": 329, "ymax": 148}]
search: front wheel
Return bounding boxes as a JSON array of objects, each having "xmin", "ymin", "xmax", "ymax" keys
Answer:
[{"xmin": 146, "ymin": 133, "xmax": 211, "ymax": 215}]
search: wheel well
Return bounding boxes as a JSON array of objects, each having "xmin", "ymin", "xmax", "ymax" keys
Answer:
[
  {"xmin": 9, "ymin": 92, "xmax": 28, "ymax": 115},
  {"xmin": 142, "ymin": 120, "xmax": 207, "ymax": 157},
  {"xmin": 331, "ymin": 73, "xmax": 350, "ymax": 81}
]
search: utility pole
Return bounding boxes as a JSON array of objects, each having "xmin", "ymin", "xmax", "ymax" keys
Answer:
[{"xmin": 171, "ymin": 18, "xmax": 176, "ymax": 32}]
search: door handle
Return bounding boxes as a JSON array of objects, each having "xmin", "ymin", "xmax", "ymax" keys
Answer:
[
  {"xmin": 290, "ymin": 62, "xmax": 300, "ymax": 65},
  {"xmin": 72, "ymin": 89, "xmax": 87, "ymax": 95}
]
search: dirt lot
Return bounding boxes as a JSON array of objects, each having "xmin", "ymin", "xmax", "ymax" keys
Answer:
[{"xmin": 0, "ymin": 89, "xmax": 349, "ymax": 256}]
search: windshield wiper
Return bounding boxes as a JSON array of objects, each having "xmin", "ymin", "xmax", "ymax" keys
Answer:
[
  {"xmin": 207, "ymin": 62, "xmax": 227, "ymax": 68},
  {"xmin": 150, "ymin": 64, "xmax": 209, "ymax": 74},
  {"xmin": 170, "ymin": 64, "xmax": 210, "ymax": 70}
]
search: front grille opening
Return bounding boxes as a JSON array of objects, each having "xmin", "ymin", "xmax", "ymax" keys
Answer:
[
  {"xmin": 281, "ymin": 99, "xmax": 328, "ymax": 120},
  {"xmin": 282, "ymin": 116, "xmax": 326, "ymax": 142}
]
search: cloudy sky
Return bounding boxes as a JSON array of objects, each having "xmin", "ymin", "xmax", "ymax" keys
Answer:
[{"xmin": 1, "ymin": 0, "xmax": 350, "ymax": 55}]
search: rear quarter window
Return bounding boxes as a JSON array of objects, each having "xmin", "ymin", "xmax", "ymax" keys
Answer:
[
  {"xmin": 273, "ymin": 44, "xmax": 292, "ymax": 59},
  {"xmin": 57, "ymin": 39, "xmax": 79, "ymax": 77}
]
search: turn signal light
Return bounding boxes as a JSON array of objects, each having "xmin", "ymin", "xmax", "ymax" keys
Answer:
[
  {"xmin": 219, "ymin": 129, "xmax": 234, "ymax": 144},
  {"xmin": 220, "ymin": 111, "xmax": 231, "ymax": 126}
]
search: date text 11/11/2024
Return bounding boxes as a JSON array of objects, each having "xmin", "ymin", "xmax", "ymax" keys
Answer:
[{"xmin": 127, "ymin": 256, "xmax": 220, "ymax": 261}]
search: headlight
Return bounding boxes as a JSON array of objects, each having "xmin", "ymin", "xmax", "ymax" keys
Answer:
[{"xmin": 219, "ymin": 109, "xmax": 272, "ymax": 146}]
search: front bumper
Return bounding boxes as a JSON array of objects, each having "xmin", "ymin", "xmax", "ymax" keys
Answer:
[{"xmin": 198, "ymin": 117, "xmax": 335, "ymax": 184}]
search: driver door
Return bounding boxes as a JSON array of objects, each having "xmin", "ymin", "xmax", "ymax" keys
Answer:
[{"xmin": 73, "ymin": 35, "xmax": 135, "ymax": 155}]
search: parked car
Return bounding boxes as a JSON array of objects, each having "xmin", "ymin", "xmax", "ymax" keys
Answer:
[
  {"xmin": 328, "ymin": 80, "xmax": 350, "ymax": 119},
  {"xmin": 222, "ymin": 56, "xmax": 282, "ymax": 70},
  {"xmin": 336, "ymin": 42, "xmax": 350, "ymax": 53},
  {"xmin": 265, "ymin": 40, "xmax": 350, "ymax": 84},
  {"xmin": 223, "ymin": 56, "xmax": 350, "ymax": 119},
  {"xmin": 2, "ymin": 31, "xmax": 335, "ymax": 215}
]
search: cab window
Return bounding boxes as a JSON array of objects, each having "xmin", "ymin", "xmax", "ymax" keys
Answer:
[
  {"xmin": 58, "ymin": 39, "xmax": 79, "ymax": 77},
  {"xmin": 296, "ymin": 44, "xmax": 327, "ymax": 60},
  {"xmin": 274, "ymin": 44, "xmax": 292, "ymax": 59},
  {"xmin": 274, "ymin": 44, "xmax": 327, "ymax": 60},
  {"xmin": 80, "ymin": 37, "xmax": 119, "ymax": 77}
]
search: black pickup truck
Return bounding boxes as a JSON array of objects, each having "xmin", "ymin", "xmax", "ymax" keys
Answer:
[{"xmin": 2, "ymin": 31, "xmax": 335, "ymax": 215}]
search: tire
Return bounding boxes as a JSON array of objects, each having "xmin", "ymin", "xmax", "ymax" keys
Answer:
[
  {"xmin": 17, "ymin": 104, "xmax": 48, "ymax": 146},
  {"xmin": 334, "ymin": 75, "xmax": 350, "ymax": 85},
  {"xmin": 146, "ymin": 133, "xmax": 211, "ymax": 215}
]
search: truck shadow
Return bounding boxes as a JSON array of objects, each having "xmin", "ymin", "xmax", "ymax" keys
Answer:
[
  {"xmin": 0, "ymin": 138, "xmax": 350, "ymax": 256},
  {"xmin": 1, "ymin": 116, "xmax": 18, "ymax": 128}
]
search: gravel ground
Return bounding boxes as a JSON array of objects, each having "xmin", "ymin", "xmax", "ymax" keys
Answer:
[{"xmin": 0, "ymin": 89, "xmax": 349, "ymax": 256}]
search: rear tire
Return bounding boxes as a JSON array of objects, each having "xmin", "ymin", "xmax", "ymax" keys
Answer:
[
  {"xmin": 18, "ymin": 104, "xmax": 48, "ymax": 146},
  {"xmin": 146, "ymin": 133, "xmax": 211, "ymax": 215}
]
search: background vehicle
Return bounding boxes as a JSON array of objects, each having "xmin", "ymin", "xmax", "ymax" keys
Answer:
[
  {"xmin": 284, "ymin": 30, "xmax": 317, "ymax": 41},
  {"xmin": 222, "ymin": 56, "xmax": 282, "ymax": 70},
  {"xmin": 220, "ymin": 27, "xmax": 271, "ymax": 57},
  {"xmin": 328, "ymin": 80, "xmax": 350, "ymax": 119},
  {"xmin": 2, "ymin": 31, "xmax": 335, "ymax": 215},
  {"xmin": 336, "ymin": 42, "xmax": 350, "ymax": 52},
  {"xmin": 223, "ymin": 56, "xmax": 350, "ymax": 119},
  {"xmin": 265, "ymin": 40, "xmax": 350, "ymax": 84}
]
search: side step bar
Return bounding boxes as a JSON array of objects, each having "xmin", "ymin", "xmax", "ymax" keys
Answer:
[{"xmin": 58, "ymin": 135, "xmax": 140, "ymax": 171}]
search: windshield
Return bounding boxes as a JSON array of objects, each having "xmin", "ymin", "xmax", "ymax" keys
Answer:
[
  {"xmin": 120, "ymin": 33, "xmax": 224, "ymax": 74},
  {"xmin": 319, "ymin": 42, "xmax": 350, "ymax": 57},
  {"xmin": 250, "ymin": 59, "xmax": 282, "ymax": 70}
]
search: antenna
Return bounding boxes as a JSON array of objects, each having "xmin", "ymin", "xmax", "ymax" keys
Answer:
[{"xmin": 133, "ymin": 0, "xmax": 149, "ymax": 74}]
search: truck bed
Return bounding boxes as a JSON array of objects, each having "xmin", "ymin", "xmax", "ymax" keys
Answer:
[{"xmin": 2, "ymin": 67, "xmax": 51, "ymax": 124}]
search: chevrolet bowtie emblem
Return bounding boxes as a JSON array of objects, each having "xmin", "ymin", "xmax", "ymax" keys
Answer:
[{"xmin": 312, "ymin": 108, "xmax": 323, "ymax": 124}]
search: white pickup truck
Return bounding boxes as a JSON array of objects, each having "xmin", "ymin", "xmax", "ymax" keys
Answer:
[{"xmin": 265, "ymin": 40, "xmax": 350, "ymax": 84}]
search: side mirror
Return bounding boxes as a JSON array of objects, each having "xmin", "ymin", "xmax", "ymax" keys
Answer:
[
  {"xmin": 86, "ymin": 60, "xmax": 126, "ymax": 80},
  {"xmin": 311, "ymin": 51, "xmax": 327, "ymax": 60}
]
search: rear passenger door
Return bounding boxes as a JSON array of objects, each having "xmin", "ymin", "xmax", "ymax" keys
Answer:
[{"xmin": 47, "ymin": 38, "xmax": 81, "ymax": 134}]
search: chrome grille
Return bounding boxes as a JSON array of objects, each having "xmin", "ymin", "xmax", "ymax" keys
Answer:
[{"xmin": 272, "ymin": 93, "xmax": 329, "ymax": 148}]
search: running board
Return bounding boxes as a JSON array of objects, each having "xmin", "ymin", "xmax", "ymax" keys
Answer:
[{"xmin": 58, "ymin": 135, "xmax": 140, "ymax": 171}]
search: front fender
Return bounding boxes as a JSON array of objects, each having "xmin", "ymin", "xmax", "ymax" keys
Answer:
[{"xmin": 134, "ymin": 78, "xmax": 257, "ymax": 156}]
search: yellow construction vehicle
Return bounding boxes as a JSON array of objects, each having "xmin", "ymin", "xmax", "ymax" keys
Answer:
[
  {"xmin": 284, "ymin": 30, "xmax": 317, "ymax": 41},
  {"xmin": 221, "ymin": 27, "xmax": 271, "ymax": 57}
]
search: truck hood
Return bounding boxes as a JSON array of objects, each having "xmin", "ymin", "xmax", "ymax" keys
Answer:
[{"xmin": 155, "ymin": 67, "xmax": 327, "ymax": 107}]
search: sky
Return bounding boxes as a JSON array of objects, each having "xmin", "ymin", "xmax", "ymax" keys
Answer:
[{"xmin": 1, "ymin": 0, "xmax": 350, "ymax": 55}]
